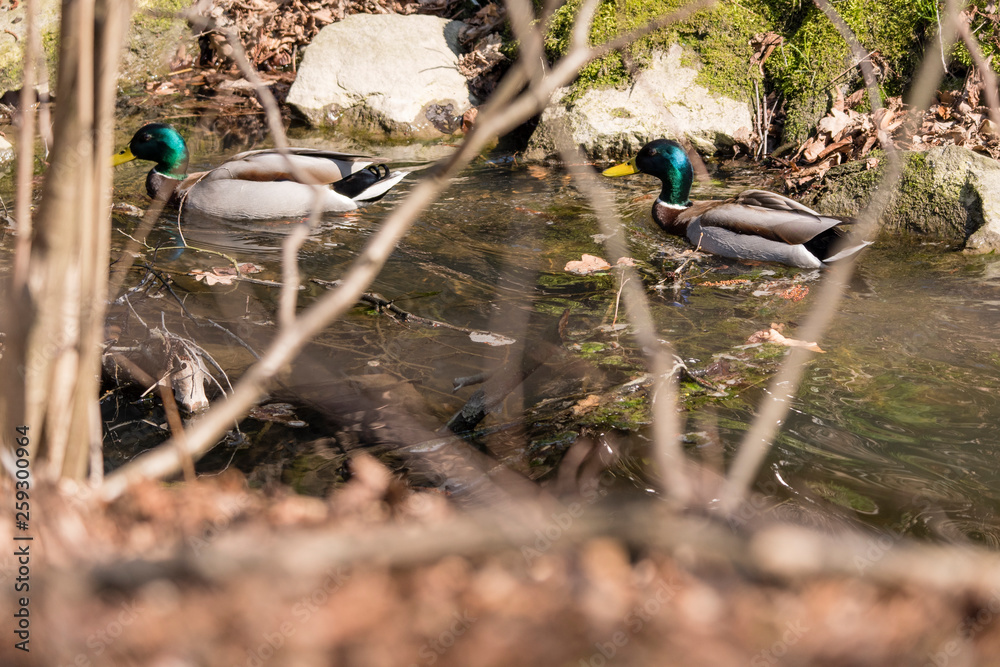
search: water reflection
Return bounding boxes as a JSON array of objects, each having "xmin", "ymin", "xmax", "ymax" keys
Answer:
[{"xmin": 12, "ymin": 122, "xmax": 1000, "ymax": 545}]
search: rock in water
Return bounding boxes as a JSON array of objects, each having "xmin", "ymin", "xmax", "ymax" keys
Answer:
[
  {"xmin": 525, "ymin": 44, "xmax": 753, "ymax": 161},
  {"xmin": 0, "ymin": 136, "xmax": 13, "ymax": 175},
  {"xmin": 803, "ymin": 145, "xmax": 1000, "ymax": 253},
  {"xmin": 287, "ymin": 14, "xmax": 473, "ymax": 141}
]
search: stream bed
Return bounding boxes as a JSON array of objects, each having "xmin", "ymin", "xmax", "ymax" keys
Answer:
[{"xmin": 7, "ymin": 116, "xmax": 1000, "ymax": 545}]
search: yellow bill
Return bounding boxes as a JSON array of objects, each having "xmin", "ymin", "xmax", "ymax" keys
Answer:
[
  {"xmin": 112, "ymin": 147, "xmax": 135, "ymax": 166},
  {"xmin": 602, "ymin": 157, "xmax": 638, "ymax": 177}
]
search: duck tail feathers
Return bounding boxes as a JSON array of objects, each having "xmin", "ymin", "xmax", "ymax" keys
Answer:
[
  {"xmin": 352, "ymin": 170, "xmax": 407, "ymax": 202},
  {"xmin": 331, "ymin": 165, "xmax": 407, "ymax": 201},
  {"xmin": 822, "ymin": 239, "xmax": 871, "ymax": 264}
]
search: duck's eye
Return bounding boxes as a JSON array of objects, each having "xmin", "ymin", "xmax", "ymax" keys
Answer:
[{"xmin": 139, "ymin": 133, "xmax": 151, "ymax": 142}]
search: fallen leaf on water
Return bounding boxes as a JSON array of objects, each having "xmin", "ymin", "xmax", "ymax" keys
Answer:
[
  {"xmin": 190, "ymin": 264, "xmax": 263, "ymax": 286},
  {"xmin": 615, "ymin": 257, "xmax": 637, "ymax": 267},
  {"xmin": 190, "ymin": 268, "xmax": 237, "ymax": 286},
  {"xmin": 111, "ymin": 203, "xmax": 144, "ymax": 218},
  {"xmin": 746, "ymin": 328, "xmax": 825, "ymax": 353},
  {"xmin": 564, "ymin": 254, "xmax": 611, "ymax": 275},
  {"xmin": 701, "ymin": 279, "xmax": 752, "ymax": 289},
  {"xmin": 469, "ymin": 331, "xmax": 516, "ymax": 346},
  {"xmin": 527, "ymin": 164, "xmax": 549, "ymax": 180},
  {"xmin": 753, "ymin": 282, "xmax": 810, "ymax": 301}
]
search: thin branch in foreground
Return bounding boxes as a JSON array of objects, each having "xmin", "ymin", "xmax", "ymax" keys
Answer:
[
  {"xmin": 99, "ymin": 0, "xmax": 714, "ymax": 502},
  {"xmin": 557, "ymin": 140, "xmax": 690, "ymax": 506},
  {"xmin": 956, "ymin": 8, "xmax": 1000, "ymax": 133}
]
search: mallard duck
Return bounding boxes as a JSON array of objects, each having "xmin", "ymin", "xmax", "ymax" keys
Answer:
[
  {"xmin": 603, "ymin": 139, "xmax": 868, "ymax": 268},
  {"xmin": 112, "ymin": 123, "xmax": 406, "ymax": 220}
]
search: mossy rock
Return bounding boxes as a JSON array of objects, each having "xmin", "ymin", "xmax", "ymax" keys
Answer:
[
  {"xmin": 525, "ymin": 44, "xmax": 753, "ymax": 160},
  {"xmin": 804, "ymin": 146, "xmax": 1000, "ymax": 248},
  {"xmin": 544, "ymin": 0, "xmax": 770, "ymax": 104},
  {"xmin": 542, "ymin": 0, "xmax": 940, "ymax": 148},
  {"xmin": 0, "ymin": 0, "xmax": 192, "ymax": 94}
]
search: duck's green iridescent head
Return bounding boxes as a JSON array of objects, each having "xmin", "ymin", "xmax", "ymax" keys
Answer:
[
  {"xmin": 603, "ymin": 139, "xmax": 693, "ymax": 207},
  {"xmin": 112, "ymin": 123, "xmax": 189, "ymax": 178}
]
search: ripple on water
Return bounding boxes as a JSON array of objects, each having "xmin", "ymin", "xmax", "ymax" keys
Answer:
[{"xmin": 102, "ymin": 143, "xmax": 1000, "ymax": 545}]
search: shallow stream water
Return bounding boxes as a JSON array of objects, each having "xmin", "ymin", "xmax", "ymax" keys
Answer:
[{"xmin": 7, "ymin": 118, "xmax": 1000, "ymax": 545}]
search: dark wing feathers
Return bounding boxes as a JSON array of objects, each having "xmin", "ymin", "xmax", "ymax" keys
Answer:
[
  {"xmin": 690, "ymin": 190, "xmax": 852, "ymax": 246},
  {"xmin": 206, "ymin": 148, "xmax": 381, "ymax": 186},
  {"xmin": 733, "ymin": 189, "xmax": 824, "ymax": 215}
]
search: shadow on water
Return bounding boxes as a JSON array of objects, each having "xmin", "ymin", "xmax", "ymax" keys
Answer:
[{"xmin": 7, "ymin": 119, "xmax": 1000, "ymax": 544}]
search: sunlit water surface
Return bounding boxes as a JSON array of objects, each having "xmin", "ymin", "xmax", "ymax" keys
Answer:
[{"xmin": 5, "ymin": 121, "xmax": 1000, "ymax": 544}]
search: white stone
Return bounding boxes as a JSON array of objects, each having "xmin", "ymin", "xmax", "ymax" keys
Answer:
[
  {"xmin": 526, "ymin": 44, "xmax": 753, "ymax": 159},
  {"xmin": 287, "ymin": 14, "xmax": 473, "ymax": 139},
  {"xmin": 0, "ymin": 136, "xmax": 13, "ymax": 175}
]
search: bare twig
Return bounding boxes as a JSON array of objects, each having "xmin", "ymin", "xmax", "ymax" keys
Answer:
[
  {"xmin": 956, "ymin": 10, "xmax": 1000, "ymax": 133},
  {"xmin": 99, "ymin": 0, "xmax": 717, "ymax": 501},
  {"xmin": 558, "ymin": 140, "xmax": 691, "ymax": 506}
]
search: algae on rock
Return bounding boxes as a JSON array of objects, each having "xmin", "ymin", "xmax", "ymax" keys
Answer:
[
  {"xmin": 803, "ymin": 146, "xmax": 1000, "ymax": 251},
  {"xmin": 0, "ymin": 0, "xmax": 193, "ymax": 94},
  {"xmin": 542, "ymin": 0, "xmax": 939, "ymax": 148}
]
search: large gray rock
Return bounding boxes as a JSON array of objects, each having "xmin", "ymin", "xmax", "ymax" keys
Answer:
[
  {"xmin": 525, "ymin": 44, "xmax": 753, "ymax": 161},
  {"xmin": 804, "ymin": 145, "xmax": 1000, "ymax": 252},
  {"xmin": 287, "ymin": 14, "xmax": 473, "ymax": 141}
]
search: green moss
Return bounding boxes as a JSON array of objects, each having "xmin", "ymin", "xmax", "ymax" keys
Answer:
[
  {"xmin": 804, "ymin": 147, "xmax": 976, "ymax": 241},
  {"xmin": 580, "ymin": 395, "xmax": 652, "ymax": 430},
  {"xmin": 750, "ymin": 342, "xmax": 789, "ymax": 361},
  {"xmin": 544, "ymin": 0, "xmax": 938, "ymax": 142},
  {"xmin": 577, "ymin": 341, "xmax": 608, "ymax": 358},
  {"xmin": 806, "ymin": 480, "xmax": 878, "ymax": 513},
  {"xmin": 546, "ymin": 0, "xmax": 771, "ymax": 103}
]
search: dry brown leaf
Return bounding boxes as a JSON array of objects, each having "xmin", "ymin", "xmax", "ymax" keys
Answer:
[
  {"xmin": 462, "ymin": 106, "xmax": 479, "ymax": 133},
  {"xmin": 816, "ymin": 139, "xmax": 855, "ymax": 162},
  {"xmin": 564, "ymin": 254, "xmax": 612, "ymax": 275},
  {"xmin": 749, "ymin": 32, "xmax": 783, "ymax": 74},
  {"xmin": 747, "ymin": 328, "xmax": 825, "ymax": 353},
  {"xmin": 873, "ymin": 108, "xmax": 904, "ymax": 133},
  {"xmin": 860, "ymin": 135, "xmax": 879, "ymax": 156},
  {"xmin": 845, "ymin": 89, "xmax": 866, "ymax": 109},
  {"xmin": 572, "ymin": 394, "xmax": 602, "ymax": 415},
  {"xmin": 817, "ymin": 108, "xmax": 853, "ymax": 139},
  {"xmin": 190, "ymin": 263, "xmax": 262, "ymax": 286},
  {"xmin": 801, "ymin": 136, "xmax": 827, "ymax": 163}
]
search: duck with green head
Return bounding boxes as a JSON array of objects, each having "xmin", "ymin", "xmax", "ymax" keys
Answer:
[
  {"xmin": 603, "ymin": 139, "xmax": 868, "ymax": 268},
  {"xmin": 113, "ymin": 123, "xmax": 406, "ymax": 220}
]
